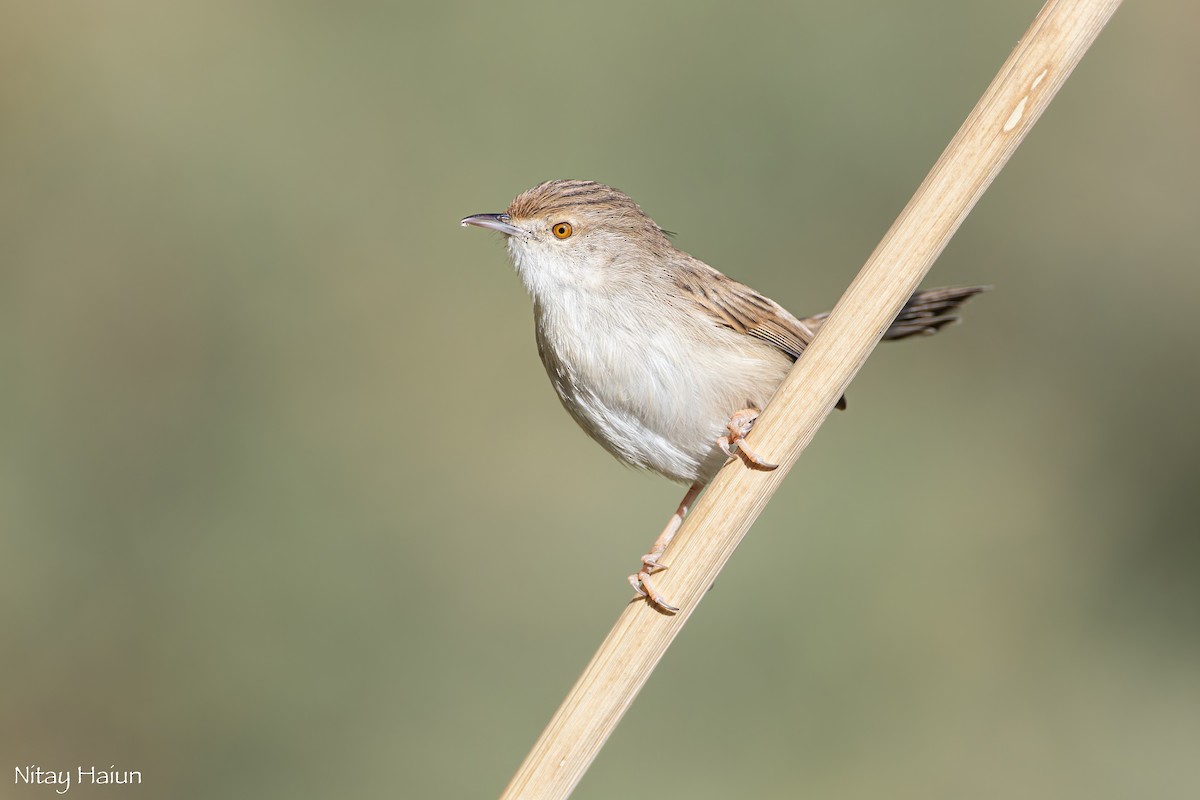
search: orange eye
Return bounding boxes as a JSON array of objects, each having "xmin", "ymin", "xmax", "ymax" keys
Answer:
[{"xmin": 552, "ymin": 222, "xmax": 573, "ymax": 239}]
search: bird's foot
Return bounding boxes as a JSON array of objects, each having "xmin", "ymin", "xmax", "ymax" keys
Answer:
[
  {"xmin": 626, "ymin": 482, "xmax": 702, "ymax": 615},
  {"xmin": 717, "ymin": 408, "xmax": 779, "ymax": 471},
  {"xmin": 628, "ymin": 568, "xmax": 679, "ymax": 614}
]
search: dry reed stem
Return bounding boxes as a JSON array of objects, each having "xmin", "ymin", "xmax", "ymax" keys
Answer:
[{"xmin": 500, "ymin": 1, "xmax": 1123, "ymax": 797}]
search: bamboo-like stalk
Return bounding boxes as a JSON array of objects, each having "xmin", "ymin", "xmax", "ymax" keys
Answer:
[{"xmin": 499, "ymin": 1, "xmax": 1122, "ymax": 797}]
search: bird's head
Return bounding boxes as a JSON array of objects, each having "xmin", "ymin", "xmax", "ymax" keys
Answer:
[{"xmin": 461, "ymin": 179, "xmax": 674, "ymax": 298}]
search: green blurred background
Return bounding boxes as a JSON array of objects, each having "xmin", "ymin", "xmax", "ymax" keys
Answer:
[{"xmin": 2, "ymin": 1, "xmax": 1197, "ymax": 798}]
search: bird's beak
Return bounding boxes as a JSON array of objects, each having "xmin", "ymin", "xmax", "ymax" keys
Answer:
[{"xmin": 460, "ymin": 213, "xmax": 524, "ymax": 237}]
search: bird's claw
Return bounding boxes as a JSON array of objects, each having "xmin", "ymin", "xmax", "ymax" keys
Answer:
[
  {"xmin": 720, "ymin": 408, "xmax": 779, "ymax": 471},
  {"xmin": 629, "ymin": 571, "xmax": 680, "ymax": 614}
]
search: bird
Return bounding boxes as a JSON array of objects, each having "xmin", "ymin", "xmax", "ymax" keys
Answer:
[{"xmin": 462, "ymin": 179, "xmax": 985, "ymax": 611}]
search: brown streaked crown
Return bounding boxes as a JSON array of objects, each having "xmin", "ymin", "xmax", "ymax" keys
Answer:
[
  {"xmin": 506, "ymin": 180, "xmax": 671, "ymax": 241},
  {"xmin": 507, "ymin": 180, "xmax": 635, "ymax": 219}
]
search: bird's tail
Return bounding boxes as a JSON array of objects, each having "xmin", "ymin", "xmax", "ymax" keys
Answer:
[
  {"xmin": 803, "ymin": 285, "xmax": 989, "ymax": 411},
  {"xmin": 800, "ymin": 285, "xmax": 990, "ymax": 341}
]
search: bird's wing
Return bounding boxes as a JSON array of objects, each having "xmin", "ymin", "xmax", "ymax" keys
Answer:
[
  {"xmin": 671, "ymin": 257, "xmax": 849, "ymax": 410},
  {"xmin": 671, "ymin": 258, "xmax": 815, "ymax": 362}
]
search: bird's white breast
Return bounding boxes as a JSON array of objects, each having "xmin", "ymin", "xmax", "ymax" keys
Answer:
[{"xmin": 531, "ymin": 280, "xmax": 791, "ymax": 484}]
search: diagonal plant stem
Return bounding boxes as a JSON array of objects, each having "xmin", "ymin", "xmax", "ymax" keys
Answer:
[{"xmin": 499, "ymin": 1, "xmax": 1123, "ymax": 797}]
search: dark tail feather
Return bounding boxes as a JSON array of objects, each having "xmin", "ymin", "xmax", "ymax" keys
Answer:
[
  {"xmin": 800, "ymin": 285, "xmax": 990, "ymax": 341},
  {"xmin": 804, "ymin": 285, "xmax": 989, "ymax": 411},
  {"xmin": 883, "ymin": 285, "xmax": 990, "ymax": 340}
]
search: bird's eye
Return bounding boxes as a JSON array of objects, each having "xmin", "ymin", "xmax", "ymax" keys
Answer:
[{"xmin": 552, "ymin": 222, "xmax": 573, "ymax": 239}]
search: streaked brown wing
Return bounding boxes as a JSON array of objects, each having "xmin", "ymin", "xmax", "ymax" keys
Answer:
[
  {"xmin": 671, "ymin": 256, "xmax": 847, "ymax": 409},
  {"xmin": 672, "ymin": 257, "xmax": 815, "ymax": 361}
]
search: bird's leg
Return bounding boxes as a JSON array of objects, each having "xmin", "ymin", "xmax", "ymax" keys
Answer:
[
  {"xmin": 717, "ymin": 408, "xmax": 779, "ymax": 471},
  {"xmin": 628, "ymin": 481, "xmax": 703, "ymax": 614},
  {"xmin": 631, "ymin": 409, "xmax": 778, "ymax": 612}
]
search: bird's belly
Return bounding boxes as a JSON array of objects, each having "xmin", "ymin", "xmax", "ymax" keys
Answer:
[
  {"xmin": 552, "ymin": 369, "xmax": 722, "ymax": 484},
  {"xmin": 536, "ymin": 313, "xmax": 791, "ymax": 484}
]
